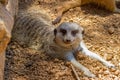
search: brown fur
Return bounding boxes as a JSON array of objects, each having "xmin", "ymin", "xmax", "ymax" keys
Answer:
[{"xmin": 52, "ymin": 0, "xmax": 120, "ymax": 24}]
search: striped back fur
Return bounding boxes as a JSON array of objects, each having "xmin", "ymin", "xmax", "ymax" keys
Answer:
[
  {"xmin": 19, "ymin": 0, "xmax": 37, "ymax": 10},
  {"xmin": 12, "ymin": 10, "xmax": 54, "ymax": 50}
]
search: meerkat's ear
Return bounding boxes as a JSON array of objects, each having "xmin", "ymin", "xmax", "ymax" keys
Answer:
[
  {"xmin": 82, "ymin": 29, "xmax": 85, "ymax": 35},
  {"xmin": 79, "ymin": 26, "xmax": 84, "ymax": 35},
  {"xmin": 54, "ymin": 29, "xmax": 57, "ymax": 36}
]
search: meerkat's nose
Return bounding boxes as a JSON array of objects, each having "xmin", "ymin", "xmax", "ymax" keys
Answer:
[{"xmin": 66, "ymin": 39, "xmax": 71, "ymax": 43}]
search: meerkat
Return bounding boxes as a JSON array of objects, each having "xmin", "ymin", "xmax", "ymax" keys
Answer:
[
  {"xmin": 12, "ymin": 7, "xmax": 115, "ymax": 77},
  {"xmin": 52, "ymin": 0, "xmax": 120, "ymax": 24}
]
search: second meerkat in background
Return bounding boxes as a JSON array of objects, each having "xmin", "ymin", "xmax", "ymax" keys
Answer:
[{"xmin": 52, "ymin": 0, "xmax": 120, "ymax": 24}]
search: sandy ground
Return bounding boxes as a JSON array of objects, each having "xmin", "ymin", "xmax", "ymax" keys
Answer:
[{"xmin": 5, "ymin": 0, "xmax": 120, "ymax": 80}]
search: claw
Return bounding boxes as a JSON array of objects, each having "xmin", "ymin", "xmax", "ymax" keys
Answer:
[
  {"xmin": 107, "ymin": 63, "xmax": 115, "ymax": 68},
  {"xmin": 103, "ymin": 62, "xmax": 115, "ymax": 68}
]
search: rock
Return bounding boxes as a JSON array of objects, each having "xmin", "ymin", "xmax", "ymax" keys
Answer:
[{"xmin": 108, "ymin": 27, "xmax": 115, "ymax": 34}]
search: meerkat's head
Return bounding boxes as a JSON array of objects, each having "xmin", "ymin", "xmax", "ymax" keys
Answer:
[{"xmin": 54, "ymin": 22, "xmax": 84, "ymax": 48}]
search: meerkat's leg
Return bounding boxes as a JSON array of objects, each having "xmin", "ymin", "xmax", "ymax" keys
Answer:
[
  {"xmin": 80, "ymin": 41, "xmax": 115, "ymax": 68},
  {"xmin": 65, "ymin": 52, "xmax": 96, "ymax": 78},
  {"xmin": 52, "ymin": 0, "xmax": 81, "ymax": 24}
]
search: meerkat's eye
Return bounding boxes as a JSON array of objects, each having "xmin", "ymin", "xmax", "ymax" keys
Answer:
[
  {"xmin": 60, "ymin": 29, "xmax": 66, "ymax": 36},
  {"xmin": 72, "ymin": 30, "xmax": 79, "ymax": 36}
]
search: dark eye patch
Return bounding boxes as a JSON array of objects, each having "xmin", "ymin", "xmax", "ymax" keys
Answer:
[
  {"xmin": 60, "ymin": 28, "xmax": 66, "ymax": 36},
  {"xmin": 72, "ymin": 30, "xmax": 79, "ymax": 36}
]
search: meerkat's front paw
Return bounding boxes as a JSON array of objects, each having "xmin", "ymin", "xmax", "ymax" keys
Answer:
[
  {"xmin": 103, "ymin": 62, "xmax": 115, "ymax": 68},
  {"xmin": 106, "ymin": 63, "xmax": 115, "ymax": 68},
  {"xmin": 84, "ymin": 69, "xmax": 96, "ymax": 78}
]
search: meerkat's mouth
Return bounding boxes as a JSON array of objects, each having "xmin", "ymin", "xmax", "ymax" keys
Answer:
[
  {"xmin": 63, "ymin": 41, "xmax": 72, "ymax": 44},
  {"xmin": 63, "ymin": 40, "xmax": 74, "ymax": 44},
  {"xmin": 54, "ymin": 38, "xmax": 75, "ymax": 49}
]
